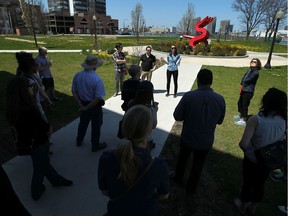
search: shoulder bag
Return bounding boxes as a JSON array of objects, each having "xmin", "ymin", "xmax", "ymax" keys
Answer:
[
  {"xmin": 254, "ymin": 139, "xmax": 287, "ymax": 170},
  {"xmin": 111, "ymin": 159, "xmax": 154, "ymax": 202}
]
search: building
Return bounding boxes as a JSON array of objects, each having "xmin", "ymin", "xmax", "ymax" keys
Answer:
[
  {"xmin": 206, "ymin": 17, "xmax": 217, "ymax": 34},
  {"xmin": 0, "ymin": 0, "xmax": 28, "ymax": 35},
  {"xmin": 191, "ymin": 17, "xmax": 201, "ymax": 35},
  {"xmin": 46, "ymin": 0, "xmax": 117, "ymax": 34},
  {"xmin": 219, "ymin": 20, "xmax": 230, "ymax": 34}
]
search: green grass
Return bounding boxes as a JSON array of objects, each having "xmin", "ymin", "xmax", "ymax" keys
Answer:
[
  {"xmin": 1, "ymin": 34, "xmax": 286, "ymax": 53},
  {"xmin": 0, "ymin": 36, "xmax": 287, "ymax": 215}
]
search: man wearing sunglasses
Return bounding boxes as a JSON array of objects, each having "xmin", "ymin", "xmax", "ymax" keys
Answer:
[{"xmin": 139, "ymin": 46, "xmax": 156, "ymax": 81}]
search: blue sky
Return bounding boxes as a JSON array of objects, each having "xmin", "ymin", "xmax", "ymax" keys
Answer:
[
  {"xmin": 106, "ymin": 0, "xmax": 242, "ymax": 31},
  {"xmin": 41, "ymin": 0, "xmax": 242, "ymax": 32}
]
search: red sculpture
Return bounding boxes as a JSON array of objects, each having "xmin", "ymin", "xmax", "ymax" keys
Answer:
[{"xmin": 183, "ymin": 16, "xmax": 214, "ymax": 48}]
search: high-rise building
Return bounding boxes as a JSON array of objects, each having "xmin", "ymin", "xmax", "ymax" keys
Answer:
[
  {"xmin": 48, "ymin": 0, "xmax": 106, "ymax": 15},
  {"xmin": 220, "ymin": 20, "xmax": 230, "ymax": 34},
  {"xmin": 191, "ymin": 17, "xmax": 201, "ymax": 35},
  {"xmin": 207, "ymin": 17, "xmax": 216, "ymax": 34}
]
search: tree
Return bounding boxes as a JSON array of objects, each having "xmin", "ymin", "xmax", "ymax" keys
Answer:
[
  {"xmin": 177, "ymin": 3, "xmax": 195, "ymax": 35},
  {"xmin": 19, "ymin": 0, "xmax": 46, "ymax": 46},
  {"xmin": 262, "ymin": 0, "xmax": 287, "ymax": 42},
  {"xmin": 131, "ymin": 3, "xmax": 145, "ymax": 43},
  {"xmin": 232, "ymin": 0, "xmax": 268, "ymax": 39}
]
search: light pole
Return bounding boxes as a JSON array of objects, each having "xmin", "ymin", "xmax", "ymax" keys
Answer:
[
  {"xmin": 264, "ymin": 9, "xmax": 284, "ymax": 69},
  {"xmin": 92, "ymin": 15, "xmax": 97, "ymax": 49}
]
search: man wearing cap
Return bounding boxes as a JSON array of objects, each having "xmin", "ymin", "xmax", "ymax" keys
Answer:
[
  {"xmin": 72, "ymin": 55, "xmax": 107, "ymax": 152},
  {"xmin": 35, "ymin": 47, "xmax": 59, "ymax": 101}
]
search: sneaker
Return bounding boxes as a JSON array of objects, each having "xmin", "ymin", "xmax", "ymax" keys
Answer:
[
  {"xmin": 173, "ymin": 94, "xmax": 177, "ymax": 98},
  {"xmin": 234, "ymin": 120, "xmax": 246, "ymax": 126},
  {"xmin": 92, "ymin": 142, "xmax": 107, "ymax": 152},
  {"xmin": 270, "ymin": 172, "xmax": 286, "ymax": 182},
  {"xmin": 165, "ymin": 93, "xmax": 169, "ymax": 97},
  {"xmin": 278, "ymin": 205, "xmax": 288, "ymax": 214},
  {"xmin": 113, "ymin": 93, "xmax": 118, "ymax": 97},
  {"xmin": 234, "ymin": 115, "xmax": 241, "ymax": 119}
]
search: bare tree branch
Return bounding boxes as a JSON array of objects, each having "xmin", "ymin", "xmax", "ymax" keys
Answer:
[
  {"xmin": 131, "ymin": 3, "xmax": 145, "ymax": 43},
  {"xmin": 232, "ymin": 0, "xmax": 267, "ymax": 39},
  {"xmin": 177, "ymin": 3, "xmax": 195, "ymax": 35}
]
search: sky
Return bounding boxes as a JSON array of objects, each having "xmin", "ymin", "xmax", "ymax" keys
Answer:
[
  {"xmin": 106, "ymin": 0, "xmax": 242, "ymax": 31},
  {"xmin": 41, "ymin": 0, "xmax": 243, "ymax": 32}
]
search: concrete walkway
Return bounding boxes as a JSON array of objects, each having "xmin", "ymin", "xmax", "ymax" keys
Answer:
[
  {"xmin": 2, "ymin": 47, "xmax": 287, "ymax": 216},
  {"xmin": 3, "ymin": 57, "xmax": 201, "ymax": 215}
]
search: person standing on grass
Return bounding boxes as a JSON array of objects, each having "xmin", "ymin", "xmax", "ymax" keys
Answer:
[
  {"xmin": 98, "ymin": 105, "xmax": 169, "ymax": 216},
  {"xmin": 173, "ymin": 69, "xmax": 226, "ymax": 195},
  {"xmin": 35, "ymin": 47, "xmax": 60, "ymax": 101},
  {"xmin": 72, "ymin": 55, "xmax": 107, "ymax": 152},
  {"xmin": 16, "ymin": 51, "xmax": 54, "ymax": 113},
  {"xmin": 6, "ymin": 76, "xmax": 73, "ymax": 201},
  {"xmin": 161, "ymin": 45, "xmax": 181, "ymax": 98},
  {"xmin": 234, "ymin": 88, "xmax": 286, "ymax": 215},
  {"xmin": 113, "ymin": 43, "xmax": 126, "ymax": 97},
  {"xmin": 139, "ymin": 46, "xmax": 156, "ymax": 81},
  {"xmin": 234, "ymin": 58, "xmax": 261, "ymax": 126}
]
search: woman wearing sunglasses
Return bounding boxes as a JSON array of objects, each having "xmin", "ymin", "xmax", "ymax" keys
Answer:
[
  {"xmin": 161, "ymin": 45, "xmax": 181, "ymax": 98},
  {"xmin": 235, "ymin": 58, "xmax": 262, "ymax": 126}
]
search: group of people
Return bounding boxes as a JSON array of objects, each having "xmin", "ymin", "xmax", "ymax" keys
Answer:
[
  {"xmin": 3, "ymin": 44, "xmax": 287, "ymax": 215},
  {"xmin": 113, "ymin": 44, "xmax": 181, "ymax": 98}
]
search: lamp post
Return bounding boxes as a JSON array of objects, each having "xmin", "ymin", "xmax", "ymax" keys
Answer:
[
  {"xmin": 92, "ymin": 15, "xmax": 97, "ymax": 49},
  {"xmin": 264, "ymin": 9, "xmax": 284, "ymax": 69}
]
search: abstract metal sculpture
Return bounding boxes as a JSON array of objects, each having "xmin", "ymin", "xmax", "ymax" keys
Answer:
[{"xmin": 183, "ymin": 16, "xmax": 214, "ymax": 48}]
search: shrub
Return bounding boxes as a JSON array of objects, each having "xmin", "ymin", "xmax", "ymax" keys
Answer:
[
  {"xmin": 234, "ymin": 48, "xmax": 247, "ymax": 56},
  {"xmin": 210, "ymin": 44, "xmax": 226, "ymax": 56}
]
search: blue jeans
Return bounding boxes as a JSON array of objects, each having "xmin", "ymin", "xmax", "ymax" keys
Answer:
[
  {"xmin": 77, "ymin": 102, "xmax": 103, "ymax": 148},
  {"xmin": 31, "ymin": 141, "xmax": 63, "ymax": 198}
]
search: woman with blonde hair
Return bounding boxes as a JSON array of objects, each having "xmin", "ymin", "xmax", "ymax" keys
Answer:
[{"xmin": 98, "ymin": 105, "xmax": 169, "ymax": 216}]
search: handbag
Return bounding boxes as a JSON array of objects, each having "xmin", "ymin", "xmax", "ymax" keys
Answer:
[
  {"xmin": 117, "ymin": 120, "xmax": 124, "ymax": 139},
  {"xmin": 125, "ymin": 66, "xmax": 128, "ymax": 75},
  {"xmin": 254, "ymin": 140, "xmax": 287, "ymax": 170}
]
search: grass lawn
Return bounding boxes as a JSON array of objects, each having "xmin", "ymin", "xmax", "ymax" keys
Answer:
[{"xmin": 0, "ymin": 35, "xmax": 287, "ymax": 215}]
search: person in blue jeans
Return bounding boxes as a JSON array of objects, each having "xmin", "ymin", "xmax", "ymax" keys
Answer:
[
  {"xmin": 72, "ymin": 55, "xmax": 107, "ymax": 152},
  {"xmin": 6, "ymin": 75, "xmax": 73, "ymax": 201},
  {"xmin": 98, "ymin": 105, "xmax": 170, "ymax": 216},
  {"xmin": 161, "ymin": 45, "xmax": 181, "ymax": 98}
]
